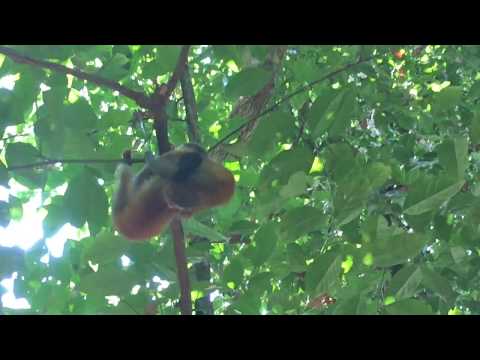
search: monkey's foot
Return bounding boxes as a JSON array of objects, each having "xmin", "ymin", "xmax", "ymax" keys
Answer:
[{"xmin": 166, "ymin": 197, "xmax": 193, "ymax": 217}]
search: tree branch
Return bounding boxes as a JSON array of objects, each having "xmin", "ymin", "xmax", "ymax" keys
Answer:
[
  {"xmin": 6, "ymin": 157, "xmax": 144, "ymax": 171},
  {"xmin": 151, "ymin": 46, "xmax": 191, "ymax": 154},
  {"xmin": 180, "ymin": 64, "xmax": 201, "ymax": 144},
  {"xmin": 150, "ymin": 45, "xmax": 193, "ymax": 315},
  {"xmin": 208, "ymin": 55, "xmax": 376, "ymax": 152},
  {"xmin": 170, "ymin": 218, "xmax": 192, "ymax": 315},
  {"xmin": 165, "ymin": 45, "xmax": 191, "ymax": 98},
  {"xmin": 0, "ymin": 46, "xmax": 149, "ymax": 108}
]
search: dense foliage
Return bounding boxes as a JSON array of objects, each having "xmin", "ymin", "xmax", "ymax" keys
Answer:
[{"xmin": 1, "ymin": 45, "xmax": 479, "ymax": 315}]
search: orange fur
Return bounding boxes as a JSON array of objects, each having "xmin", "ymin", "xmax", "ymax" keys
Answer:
[{"xmin": 112, "ymin": 146, "xmax": 235, "ymax": 241}]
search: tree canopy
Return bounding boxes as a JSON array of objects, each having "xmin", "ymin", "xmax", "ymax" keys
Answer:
[{"xmin": 0, "ymin": 45, "xmax": 479, "ymax": 315}]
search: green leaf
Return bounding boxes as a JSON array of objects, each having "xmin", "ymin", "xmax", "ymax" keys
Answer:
[
  {"xmin": 87, "ymin": 179, "xmax": 109, "ymax": 235},
  {"xmin": 247, "ymin": 272, "xmax": 272, "ymax": 297},
  {"xmin": 306, "ymin": 89, "xmax": 338, "ymax": 132},
  {"xmin": 79, "ymin": 264, "xmax": 140, "ymax": 297},
  {"xmin": 370, "ymin": 233, "xmax": 429, "ymax": 268},
  {"xmin": 223, "ymin": 257, "xmax": 244, "ymax": 287},
  {"xmin": 30, "ymin": 283, "xmax": 71, "ymax": 314},
  {"xmin": 286, "ymin": 243, "xmax": 307, "ymax": 272},
  {"xmin": 305, "ymin": 251, "xmax": 343, "ymax": 295},
  {"xmin": 333, "ymin": 294, "xmax": 376, "ymax": 315},
  {"xmin": 248, "ymin": 111, "xmax": 297, "ymax": 157},
  {"xmin": 62, "ymin": 99, "xmax": 97, "ymax": 131},
  {"xmin": 421, "ymin": 265, "xmax": 457, "ymax": 306},
  {"xmin": 225, "ymin": 67, "xmax": 271, "ymax": 99},
  {"xmin": 259, "ymin": 146, "xmax": 314, "ymax": 188},
  {"xmin": 366, "ymin": 162, "xmax": 392, "ymax": 188},
  {"xmin": 154, "ymin": 45, "xmax": 182, "ymax": 75},
  {"xmin": 34, "ymin": 109, "xmax": 66, "ymax": 159},
  {"xmin": 82, "ymin": 232, "xmax": 130, "ymax": 265},
  {"xmin": 280, "ymin": 206, "xmax": 328, "ymax": 242},
  {"xmin": 385, "ymin": 299, "xmax": 434, "ymax": 315},
  {"xmin": 101, "ymin": 109, "xmax": 132, "ymax": 128},
  {"xmin": 42, "ymin": 196, "xmax": 68, "ymax": 238},
  {"xmin": 63, "ymin": 170, "xmax": 108, "ymax": 231},
  {"xmin": 469, "ymin": 111, "xmax": 480, "ymax": 145},
  {"xmin": 10, "ymin": 67, "xmax": 44, "ymax": 124},
  {"xmin": 43, "ymin": 84, "xmax": 67, "ymax": 117},
  {"xmin": 251, "ymin": 223, "xmax": 278, "ymax": 267},
  {"xmin": 313, "ymin": 90, "xmax": 344, "ymax": 137},
  {"xmin": 97, "ymin": 53, "xmax": 130, "ymax": 81},
  {"xmin": 183, "ymin": 218, "xmax": 229, "ymax": 243},
  {"xmin": 404, "ymin": 180, "xmax": 465, "ymax": 215},
  {"xmin": 279, "ymin": 171, "xmax": 310, "ymax": 198},
  {"xmin": 386, "ymin": 265, "xmax": 423, "ymax": 300},
  {"xmin": 437, "ymin": 136, "xmax": 468, "ymax": 181},
  {"xmin": 433, "ymin": 86, "xmax": 463, "ymax": 113},
  {"xmin": 5, "ymin": 142, "xmax": 46, "ymax": 188},
  {"xmin": 328, "ymin": 89, "xmax": 356, "ymax": 138}
]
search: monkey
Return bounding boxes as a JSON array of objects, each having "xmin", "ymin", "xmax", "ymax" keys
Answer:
[{"xmin": 112, "ymin": 143, "xmax": 235, "ymax": 241}]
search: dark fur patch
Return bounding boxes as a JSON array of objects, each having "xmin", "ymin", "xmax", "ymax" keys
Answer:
[{"xmin": 173, "ymin": 151, "xmax": 203, "ymax": 182}]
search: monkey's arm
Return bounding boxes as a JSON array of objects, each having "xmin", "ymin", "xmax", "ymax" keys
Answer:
[{"xmin": 112, "ymin": 163, "xmax": 177, "ymax": 241}]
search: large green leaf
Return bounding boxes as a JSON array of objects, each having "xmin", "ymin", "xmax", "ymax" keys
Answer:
[
  {"xmin": 386, "ymin": 265, "xmax": 423, "ymax": 301},
  {"xmin": 259, "ymin": 146, "xmax": 314, "ymax": 188},
  {"xmin": 421, "ymin": 265, "xmax": 457, "ymax": 306},
  {"xmin": 63, "ymin": 170, "xmax": 108, "ymax": 232},
  {"xmin": 78, "ymin": 263, "xmax": 140, "ymax": 297},
  {"xmin": 82, "ymin": 232, "xmax": 130, "ymax": 265},
  {"xmin": 280, "ymin": 206, "xmax": 328, "ymax": 242},
  {"xmin": 404, "ymin": 180, "xmax": 465, "ymax": 215},
  {"xmin": 305, "ymin": 251, "xmax": 343, "ymax": 295},
  {"xmin": 251, "ymin": 223, "xmax": 278, "ymax": 267},
  {"xmin": 225, "ymin": 67, "xmax": 271, "ymax": 99},
  {"xmin": 370, "ymin": 233, "xmax": 429, "ymax": 268},
  {"xmin": 5, "ymin": 142, "xmax": 46, "ymax": 188},
  {"xmin": 437, "ymin": 136, "xmax": 468, "ymax": 181},
  {"xmin": 433, "ymin": 86, "xmax": 462, "ymax": 114},
  {"xmin": 385, "ymin": 299, "xmax": 434, "ymax": 315}
]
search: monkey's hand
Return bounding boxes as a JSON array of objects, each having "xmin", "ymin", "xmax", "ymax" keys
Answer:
[{"xmin": 164, "ymin": 193, "xmax": 194, "ymax": 217}]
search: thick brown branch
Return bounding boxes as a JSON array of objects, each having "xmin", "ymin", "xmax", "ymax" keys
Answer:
[
  {"xmin": 150, "ymin": 45, "xmax": 193, "ymax": 316},
  {"xmin": 151, "ymin": 46, "xmax": 191, "ymax": 154},
  {"xmin": 180, "ymin": 64, "xmax": 201, "ymax": 144},
  {"xmin": 170, "ymin": 217, "xmax": 193, "ymax": 315},
  {"xmin": 209, "ymin": 55, "xmax": 376, "ymax": 152},
  {"xmin": 165, "ymin": 45, "xmax": 191, "ymax": 98},
  {"xmin": 0, "ymin": 46, "xmax": 149, "ymax": 107}
]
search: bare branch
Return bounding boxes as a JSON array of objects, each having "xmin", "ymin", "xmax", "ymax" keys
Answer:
[
  {"xmin": 165, "ymin": 45, "xmax": 191, "ymax": 98},
  {"xmin": 180, "ymin": 64, "xmax": 201, "ymax": 144},
  {"xmin": 170, "ymin": 217, "xmax": 192, "ymax": 315},
  {"xmin": 208, "ymin": 55, "xmax": 376, "ymax": 152},
  {"xmin": 148, "ymin": 45, "xmax": 193, "ymax": 316},
  {"xmin": 6, "ymin": 157, "xmax": 144, "ymax": 171},
  {"xmin": 294, "ymin": 100, "xmax": 311, "ymax": 146},
  {"xmin": 0, "ymin": 46, "xmax": 149, "ymax": 107}
]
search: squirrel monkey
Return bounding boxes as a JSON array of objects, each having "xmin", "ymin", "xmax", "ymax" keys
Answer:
[{"xmin": 112, "ymin": 144, "xmax": 235, "ymax": 241}]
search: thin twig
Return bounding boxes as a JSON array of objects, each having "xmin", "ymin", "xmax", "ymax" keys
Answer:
[
  {"xmin": 0, "ymin": 46, "xmax": 149, "ymax": 107},
  {"xmin": 6, "ymin": 157, "xmax": 144, "ymax": 171},
  {"xmin": 294, "ymin": 100, "xmax": 311, "ymax": 146},
  {"xmin": 208, "ymin": 55, "xmax": 376, "ymax": 152},
  {"xmin": 0, "ymin": 133, "xmax": 30, "ymax": 142}
]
